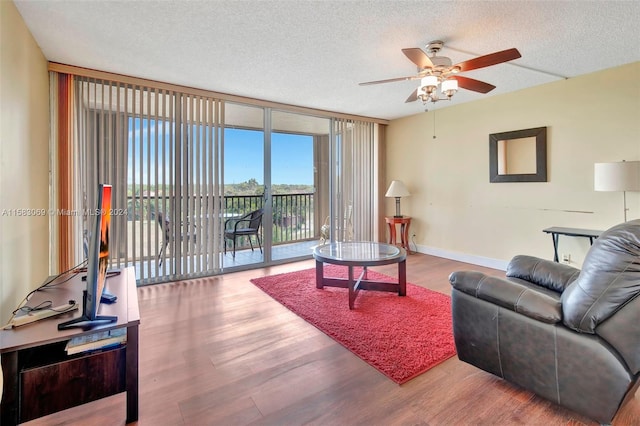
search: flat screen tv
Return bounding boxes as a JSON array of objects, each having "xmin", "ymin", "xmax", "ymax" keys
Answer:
[{"xmin": 58, "ymin": 184, "xmax": 117, "ymax": 330}]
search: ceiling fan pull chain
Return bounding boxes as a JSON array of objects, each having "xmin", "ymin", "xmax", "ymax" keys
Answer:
[{"xmin": 433, "ymin": 111, "xmax": 437, "ymax": 139}]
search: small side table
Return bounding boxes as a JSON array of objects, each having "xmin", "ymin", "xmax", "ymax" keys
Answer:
[
  {"xmin": 385, "ymin": 216, "xmax": 411, "ymax": 254},
  {"xmin": 542, "ymin": 227, "xmax": 602, "ymax": 262}
]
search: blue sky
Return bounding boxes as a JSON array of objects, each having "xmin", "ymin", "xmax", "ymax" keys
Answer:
[
  {"xmin": 225, "ymin": 129, "xmax": 313, "ymax": 185},
  {"xmin": 127, "ymin": 119, "xmax": 313, "ymax": 185}
]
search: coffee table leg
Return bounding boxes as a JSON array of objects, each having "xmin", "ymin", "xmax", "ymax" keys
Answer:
[
  {"xmin": 316, "ymin": 260, "xmax": 324, "ymax": 289},
  {"xmin": 398, "ymin": 259, "xmax": 406, "ymax": 296},
  {"xmin": 348, "ymin": 265, "xmax": 355, "ymax": 309}
]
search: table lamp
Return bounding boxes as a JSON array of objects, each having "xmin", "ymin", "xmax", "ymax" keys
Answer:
[
  {"xmin": 594, "ymin": 160, "xmax": 640, "ymax": 222},
  {"xmin": 385, "ymin": 180, "xmax": 411, "ymax": 218}
]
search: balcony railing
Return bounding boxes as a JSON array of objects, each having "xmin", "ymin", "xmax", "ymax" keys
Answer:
[
  {"xmin": 121, "ymin": 193, "xmax": 316, "ymax": 263},
  {"xmin": 221, "ymin": 193, "xmax": 316, "ymax": 244}
]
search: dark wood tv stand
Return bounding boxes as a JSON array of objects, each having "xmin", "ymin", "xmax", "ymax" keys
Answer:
[{"xmin": 1, "ymin": 267, "xmax": 139, "ymax": 425}]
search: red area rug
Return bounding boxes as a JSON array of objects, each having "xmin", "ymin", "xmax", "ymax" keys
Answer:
[{"xmin": 250, "ymin": 265, "xmax": 456, "ymax": 384}]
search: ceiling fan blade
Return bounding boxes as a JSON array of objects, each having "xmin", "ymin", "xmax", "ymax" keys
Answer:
[
  {"xmin": 454, "ymin": 48, "xmax": 521, "ymax": 72},
  {"xmin": 454, "ymin": 76, "xmax": 496, "ymax": 94},
  {"xmin": 402, "ymin": 48, "xmax": 434, "ymax": 69},
  {"xmin": 359, "ymin": 75, "xmax": 419, "ymax": 86},
  {"xmin": 405, "ymin": 88, "xmax": 419, "ymax": 103}
]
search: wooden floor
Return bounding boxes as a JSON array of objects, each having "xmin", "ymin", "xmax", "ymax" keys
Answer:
[{"xmin": 25, "ymin": 254, "xmax": 639, "ymax": 426}]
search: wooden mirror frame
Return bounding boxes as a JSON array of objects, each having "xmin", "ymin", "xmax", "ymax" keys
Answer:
[{"xmin": 489, "ymin": 126, "xmax": 547, "ymax": 183}]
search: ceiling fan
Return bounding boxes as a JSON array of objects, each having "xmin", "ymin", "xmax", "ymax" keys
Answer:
[{"xmin": 359, "ymin": 40, "xmax": 521, "ymax": 104}]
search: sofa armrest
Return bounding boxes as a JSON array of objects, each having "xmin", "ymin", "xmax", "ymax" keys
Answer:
[
  {"xmin": 506, "ymin": 255, "xmax": 580, "ymax": 293},
  {"xmin": 449, "ymin": 271, "xmax": 562, "ymax": 324}
]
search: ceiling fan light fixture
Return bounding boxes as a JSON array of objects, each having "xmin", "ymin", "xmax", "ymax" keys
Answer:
[
  {"xmin": 441, "ymin": 79, "xmax": 458, "ymax": 98},
  {"xmin": 420, "ymin": 75, "xmax": 439, "ymax": 93},
  {"xmin": 359, "ymin": 41, "xmax": 520, "ymax": 107}
]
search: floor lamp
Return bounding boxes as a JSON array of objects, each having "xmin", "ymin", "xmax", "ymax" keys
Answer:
[{"xmin": 594, "ymin": 161, "xmax": 640, "ymax": 222}]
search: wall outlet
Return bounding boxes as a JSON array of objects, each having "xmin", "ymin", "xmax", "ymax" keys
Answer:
[{"xmin": 561, "ymin": 253, "xmax": 571, "ymax": 264}]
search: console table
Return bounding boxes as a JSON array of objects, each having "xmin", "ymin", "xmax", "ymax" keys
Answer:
[
  {"xmin": 0, "ymin": 267, "xmax": 139, "ymax": 425},
  {"xmin": 385, "ymin": 216, "xmax": 412, "ymax": 254},
  {"xmin": 542, "ymin": 227, "xmax": 603, "ymax": 262}
]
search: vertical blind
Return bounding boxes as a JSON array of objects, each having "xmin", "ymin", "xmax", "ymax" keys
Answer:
[
  {"xmin": 331, "ymin": 118, "xmax": 377, "ymax": 242},
  {"xmin": 51, "ymin": 73, "xmax": 224, "ymax": 283},
  {"xmin": 50, "ymin": 67, "xmax": 382, "ymax": 284}
]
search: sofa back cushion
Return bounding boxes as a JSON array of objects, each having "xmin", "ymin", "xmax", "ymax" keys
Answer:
[{"xmin": 562, "ymin": 220, "xmax": 640, "ymax": 333}]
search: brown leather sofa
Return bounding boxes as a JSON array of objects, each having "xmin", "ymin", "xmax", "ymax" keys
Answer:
[{"xmin": 449, "ymin": 220, "xmax": 640, "ymax": 424}]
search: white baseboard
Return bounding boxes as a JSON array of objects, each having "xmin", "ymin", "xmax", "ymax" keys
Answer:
[{"xmin": 412, "ymin": 244, "xmax": 509, "ymax": 271}]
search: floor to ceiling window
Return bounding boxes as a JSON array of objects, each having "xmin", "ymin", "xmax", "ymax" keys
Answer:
[{"xmin": 49, "ymin": 66, "xmax": 383, "ymax": 285}]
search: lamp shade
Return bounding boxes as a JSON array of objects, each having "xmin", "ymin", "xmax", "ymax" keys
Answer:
[
  {"xmin": 594, "ymin": 161, "xmax": 640, "ymax": 192},
  {"xmin": 420, "ymin": 76, "xmax": 438, "ymax": 89},
  {"xmin": 441, "ymin": 78, "xmax": 458, "ymax": 93},
  {"xmin": 385, "ymin": 180, "xmax": 411, "ymax": 198}
]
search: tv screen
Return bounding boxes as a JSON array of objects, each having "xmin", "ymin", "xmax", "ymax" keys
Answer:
[{"xmin": 58, "ymin": 184, "xmax": 117, "ymax": 330}]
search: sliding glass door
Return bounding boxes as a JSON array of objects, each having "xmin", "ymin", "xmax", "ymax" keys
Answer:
[
  {"xmin": 222, "ymin": 103, "xmax": 265, "ymax": 267},
  {"xmin": 220, "ymin": 106, "xmax": 331, "ymax": 268},
  {"xmin": 270, "ymin": 111, "xmax": 330, "ymax": 262}
]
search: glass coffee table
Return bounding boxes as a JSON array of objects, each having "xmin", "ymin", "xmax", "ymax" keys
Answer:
[{"xmin": 313, "ymin": 241, "xmax": 407, "ymax": 309}]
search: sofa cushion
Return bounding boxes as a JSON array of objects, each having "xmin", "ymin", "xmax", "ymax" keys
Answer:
[{"xmin": 562, "ymin": 220, "xmax": 640, "ymax": 333}]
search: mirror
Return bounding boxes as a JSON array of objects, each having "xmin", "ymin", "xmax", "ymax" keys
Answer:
[{"xmin": 489, "ymin": 127, "xmax": 547, "ymax": 182}]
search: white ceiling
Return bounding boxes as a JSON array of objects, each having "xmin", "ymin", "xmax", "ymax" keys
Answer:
[{"xmin": 14, "ymin": 0, "xmax": 640, "ymax": 121}]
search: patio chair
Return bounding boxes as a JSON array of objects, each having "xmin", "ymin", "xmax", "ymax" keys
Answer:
[
  {"xmin": 319, "ymin": 204, "xmax": 354, "ymax": 243},
  {"xmin": 157, "ymin": 211, "xmax": 196, "ymax": 267},
  {"xmin": 224, "ymin": 208, "xmax": 264, "ymax": 258}
]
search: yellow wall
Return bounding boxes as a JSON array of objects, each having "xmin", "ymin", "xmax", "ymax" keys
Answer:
[
  {"xmin": 0, "ymin": 0, "xmax": 50, "ymax": 323},
  {"xmin": 386, "ymin": 62, "xmax": 640, "ymax": 269}
]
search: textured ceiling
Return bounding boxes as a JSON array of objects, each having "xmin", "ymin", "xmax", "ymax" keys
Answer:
[{"xmin": 14, "ymin": 0, "xmax": 640, "ymax": 120}]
